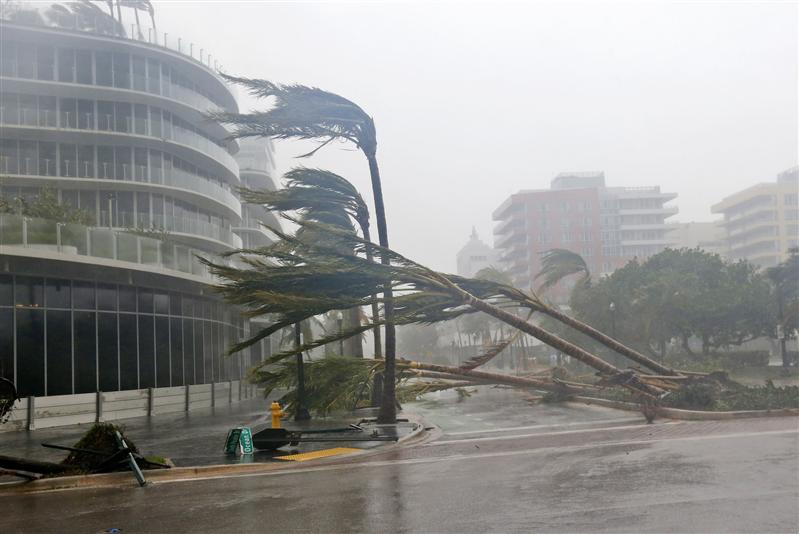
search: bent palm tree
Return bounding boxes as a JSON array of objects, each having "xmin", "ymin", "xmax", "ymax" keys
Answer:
[
  {"xmin": 536, "ymin": 248, "xmax": 592, "ymax": 294},
  {"xmin": 210, "ymin": 78, "xmax": 398, "ymax": 423},
  {"xmin": 207, "ymin": 220, "xmax": 665, "ymax": 399},
  {"xmin": 240, "ymin": 167, "xmax": 376, "ymax": 357}
]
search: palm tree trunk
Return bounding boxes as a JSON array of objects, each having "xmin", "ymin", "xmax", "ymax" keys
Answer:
[
  {"xmin": 364, "ymin": 150, "xmax": 397, "ymax": 424},
  {"xmin": 537, "ymin": 305, "xmax": 681, "ymax": 376},
  {"xmin": 359, "ymin": 224, "xmax": 384, "ymax": 406},
  {"xmin": 440, "ymin": 280, "xmax": 663, "ymax": 398},
  {"xmin": 115, "ymin": 1, "xmax": 123, "ymax": 34}
]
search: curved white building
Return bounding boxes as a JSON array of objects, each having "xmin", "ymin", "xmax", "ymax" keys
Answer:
[{"xmin": 0, "ymin": 19, "xmax": 276, "ymax": 399}]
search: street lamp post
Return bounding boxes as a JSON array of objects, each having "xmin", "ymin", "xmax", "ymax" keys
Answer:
[{"xmin": 609, "ymin": 301, "xmax": 616, "ymax": 339}]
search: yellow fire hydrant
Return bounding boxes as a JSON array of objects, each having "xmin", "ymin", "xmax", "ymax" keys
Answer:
[{"xmin": 270, "ymin": 401, "xmax": 284, "ymax": 429}]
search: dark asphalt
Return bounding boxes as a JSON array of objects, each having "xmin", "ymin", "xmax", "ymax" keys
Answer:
[{"xmin": 3, "ymin": 386, "xmax": 798, "ymax": 533}]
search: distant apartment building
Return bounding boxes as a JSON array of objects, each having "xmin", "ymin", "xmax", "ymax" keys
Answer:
[
  {"xmin": 668, "ymin": 221, "xmax": 727, "ymax": 257},
  {"xmin": 711, "ymin": 166, "xmax": 799, "ymax": 267},
  {"xmin": 492, "ymin": 172, "xmax": 677, "ymax": 295},
  {"xmin": 456, "ymin": 227, "xmax": 500, "ymax": 277}
]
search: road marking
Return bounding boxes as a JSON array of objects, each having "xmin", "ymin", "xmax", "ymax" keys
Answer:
[
  {"xmin": 430, "ymin": 421, "xmax": 680, "ymax": 446},
  {"xmin": 153, "ymin": 428, "xmax": 799, "ymax": 487},
  {"xmin": 443, "ymin": 417, "xmax": 647, "ymax": 437}
]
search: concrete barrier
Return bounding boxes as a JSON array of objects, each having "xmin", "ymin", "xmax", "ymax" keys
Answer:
[{"xmin": 0, "ymin": 380, "xmax": 256, "ymax": 432}]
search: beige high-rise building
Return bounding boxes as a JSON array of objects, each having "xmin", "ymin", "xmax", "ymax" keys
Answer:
[{"xmin": 711, "ymin": 167, "xmax": 799, "ymax": 267}]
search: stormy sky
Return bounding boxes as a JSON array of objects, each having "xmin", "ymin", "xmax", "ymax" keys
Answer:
[{"xmin": 152, "ymin": 0, "xmax": 797, "ymax": 272}]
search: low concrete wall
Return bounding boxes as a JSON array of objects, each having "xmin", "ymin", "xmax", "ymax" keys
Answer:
[{"xmin": 1, "ymin": 381, "xmax": 259, "ymax": 432}]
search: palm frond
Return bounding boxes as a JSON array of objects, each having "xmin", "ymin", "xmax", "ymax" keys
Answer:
[{"xmin": 535, "ymin": 248, "xmax": 592, "ymax": 293}]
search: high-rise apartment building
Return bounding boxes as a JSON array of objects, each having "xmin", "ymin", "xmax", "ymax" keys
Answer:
[
  {"xmin": 0, "ymin": 19, "xmax": 277, "ymax": 398},
  {"xmin": 711, "ymin": 167, "xmax": 799, "ymax": 267},
  {"xmin": 492, "ymin": 172, "xmax": 677, "ymax": 295}
]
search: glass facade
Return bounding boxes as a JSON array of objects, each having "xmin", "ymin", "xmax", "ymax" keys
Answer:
[{"xmin": 0, "ymin": 274, "xmax": 267, "ymax": 397}]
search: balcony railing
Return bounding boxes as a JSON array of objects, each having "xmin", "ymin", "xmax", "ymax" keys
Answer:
[{"xmin": 0, "ymin": 214, "xmax": 230, "ymax": 280}]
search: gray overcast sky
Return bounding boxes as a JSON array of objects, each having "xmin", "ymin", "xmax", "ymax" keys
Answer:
[{"xmin": 153, "ymin": 0, "xmax": 797, "ymax": 272}]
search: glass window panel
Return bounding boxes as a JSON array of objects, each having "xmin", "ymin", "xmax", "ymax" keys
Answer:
[
  {"xmin": 1, "ymin": 41, "xmax": 16, "ymax": 77},
  {"xmin": 155, "ymin": 316, "xmax": 170, "ymax": 386},
  {"xmin": 154, "ymin": 291, "xmax": 169, "ymax": 315},
  {"xmin": 119, "ymin": 314, "xmax": 138, "ymax": 390},
  {"xmin": 112, "ymin": 52, "xmax": 130, "ymax": 88},
  {"xmin": 119, "ymin": 286, "xmax": 136, "ymax": 312},
  {"xmin": 15, "ymin": 276, "xmax": 43, "ymax": 307},
  {"xmin": 73, "ymin": 280, "xmax": 95, "ymax": 310},
  {"xmin": 114, "ymin": 102, "xmax": 131, "ymax": 133},
  {"xmin": 136, "ymin": 192, "xmax": 150, "ymax": 227},
  {"xmin": 98, "ymin": 312, "xmax": 118, "ymax": 391},
  {"xmin": 169, "ymin": 293, "xmax": 181, "ymax": 316},
  {"xmin": 75, "ymin": 49, "xmax": 92, "ymax": 84},
  {"xmin": 0, "ymin": 275, "xmax": 12, "ymax": 306},
  {"xmin": 77, "ymin": 100, "xmax": 93, "ymax": 130},
  {"xmin": 170, "ymin": 317, "xmax": 183, "ymax": 386},
  {"xmin": 138, "ymin": 289, "xmax": 153, "ymax": 314},
  {"xmin": 149, "ymin": 109, "xmax": 162, "ymax": 138},
  {"xmin": 114, "ymin": 146, "xmax": 131, "ymax": 181},
  {"xmin": 97, "ymin": 145, "xmax": 114, "ymax": 179},
  {"xmin": 97, "ymin": 101, "xmax": 114, "ymax": 131},
  {"xmin": 77, "ymin": 144, "xmax": 94, "ymax": 178},
  {"xmin": 39, "ymin": 142, "xmax": 56, "ymax": 177},
  {"xmin": 17, "ymin": 45, "xmax": 35, "ymax": 79},
  {"xmin": 134, "ymin": 147, "xmax": 147, "ymax": 182},
  {"xmin": 79, "ymin": 190, "xmax": 96, "ymax": 218},
  {"xmin": 147, "ymin": 59, "xmax": 160, "ymax": 93},
  {"xmin": 134, "ymin": 104, "xmax": 147, "ymax": 135},
  {"xmin": 97, "ymin": 284, "xmax": 117, "ymax": 311},
  {"xmin": 19, "ymin": 140, "xmax": 37, "ymax": 175},
  {"xmin": 73, "ymin": 311, "xmax": 96, "ymax": 393},
  {"xmin": 36, "ymin": 45, "xmax": 54, "ymax": 81},
  {"xmin": 132, "ymin": 56, "xmax": 146, "ymax": 91},
  {"xmin": 194, "ymin": 319, "xmax": 205, "ymax": 384},
  {"xmin": 96, "ymin": 51, "xmax": 112, "ymax": 86},
  {"xmin": 45, "ymin": 278, "xmax": 71, "ymax": 308},
  {"xmin": 46, "ymin": 310, "xmax": 72, "ymax": 395},
  {"xmin": 57, "ymin": 48, "xmax": 75, "ymax": 82},
  {"xmin": 59, "ymin": 143, "xmax": 77, "ymax": 177},
  {"xmin": 182, "ymin": 318, "xmax": 194, "ymax": 385},
  {"xmin": 16, "ymin": 308, "xmax": 45, "ymax": 396},
  {"xmin": 138, "ymin": 314, "xmax": 154, "ymax": 388},
  {"xmin": 39, "ymin": 95, "xmax": 56, "ymax": 127}
]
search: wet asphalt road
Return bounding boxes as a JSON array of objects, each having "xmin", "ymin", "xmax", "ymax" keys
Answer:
[{"xmin": 3, "ymin": 386, "xmax": 798, "ymax": 533}]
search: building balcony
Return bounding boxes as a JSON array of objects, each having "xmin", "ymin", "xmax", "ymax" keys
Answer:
[
  {"xmin": 0, "ymin": 119, "xmax": 239, "ymax": 182},
  {"xmin": 616, "ymin": 206, "xmax": 679, "ymax": 217},
  {"xmin": 0, "ymin": 213, "xmax": 238, "ymax": 283}
]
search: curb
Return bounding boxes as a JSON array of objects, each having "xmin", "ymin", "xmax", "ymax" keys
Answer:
[
  {"xmin": 569, "ymin": 396, "xmax": 799, "ymax": 420},
  {"xmin": 0, "ymin": 412, "xmax": 430, "ymax": 495}
]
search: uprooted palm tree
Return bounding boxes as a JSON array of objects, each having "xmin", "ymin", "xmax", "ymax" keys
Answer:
[
  {"xmin": 210, "ymin": 79, "xmax": 399, "ymax": 423},
  {"xmin": 207, "ymin": 219, "xmax": 674, "ymax": 402}
]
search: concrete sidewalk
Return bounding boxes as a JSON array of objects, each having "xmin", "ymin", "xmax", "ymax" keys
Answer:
[{"xmin": 0, "ymin": 396, "xmax": 419, "ymax": 469}]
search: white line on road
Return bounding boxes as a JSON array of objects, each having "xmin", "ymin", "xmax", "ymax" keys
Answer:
[
  {"xmin": 442, "ymin": 417, "xmax": 642, "ymax": 437},
  {"xmin": 153, "ymin": 428, "xmax": 799, "ymax": 488},
  {"xmin": 430, "ymin": 421, "xmax": 681, "ymax": 446}
]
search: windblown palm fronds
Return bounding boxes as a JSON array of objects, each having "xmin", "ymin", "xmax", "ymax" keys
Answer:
[
  {"xmin": 208, "ymin": 220, "xmax": 670, "ymax": 399},
  {"xmin": 536, "ymin": 248, "xmax": 592, "ymax": 294}
]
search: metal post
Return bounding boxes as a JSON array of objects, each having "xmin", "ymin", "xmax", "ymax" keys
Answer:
[
  {"xmin": 228, "ymin": 380, "xmax": 232, "ymax": 404},
  {"xmin": 294, "ymin": 323, "xmax": 311, "ymax": 421},
  {"xmin": 27, "ymin": 395, "xmax": 35, "ymax": 430},
  {"xmin": 238, "ymin": 380, "xmax": 242, "ymax": 401},
  {"xmin": 185, "ymin": 384, "xmax": 190, "ymax": 412},
  {"xmin": 22, "ymin": 217, "xmax": 28, "ymax": 246},
  {"xmin": 96, "ymin": 390, "xmax": 103, "ymax": 422},
  {"xmin": 211, "ymin": 381, "xmax": 215, "ymax": 407},
  {"xmin": 147, "ymin": 387, "xmax": 154, "ymax": 416}
]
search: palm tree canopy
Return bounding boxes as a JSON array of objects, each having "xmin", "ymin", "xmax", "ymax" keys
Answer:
[
  {"xmin": 536, "ymin": 248, "xmax": 592, "ymax": 293},
  {"xmin": 209, "ymin": 77, "xmax": 377, "ymax": 157},
  {"xmin": 241, "ymin": 168, "xmax": 370, "ymax": 234}
]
